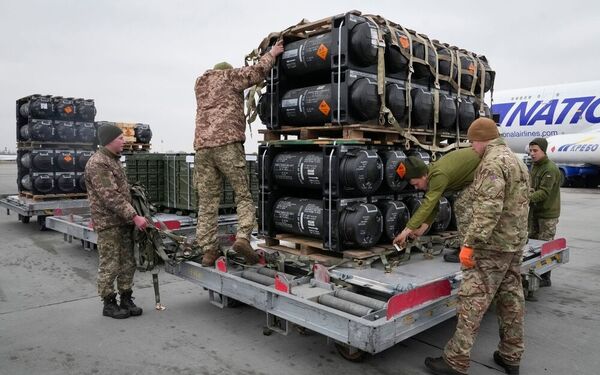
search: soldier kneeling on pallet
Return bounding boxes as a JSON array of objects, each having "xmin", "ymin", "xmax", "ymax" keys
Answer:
[
  {"xmin": 392, "ymin": 146, "xmax": 482, "ymax": 262},
  {"xmin": 85, "ymin": 124, "xmax": 149, "ymax": 319}
]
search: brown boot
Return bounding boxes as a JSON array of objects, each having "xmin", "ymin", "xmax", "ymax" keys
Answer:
[
  {"xmin": 232, "ymin": 238, "xmax": 259, "ymax": 265},
  {"xmin": 202, "ymin": 248, "xmax": 220, "ymax": 267}
]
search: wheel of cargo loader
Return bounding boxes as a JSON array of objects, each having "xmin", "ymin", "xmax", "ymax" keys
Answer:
[
  {"xmin": 18, "ymin": 214, "xmax": 30, "ymax": 224},
  {"xmin": 334, "ymin": 343, "xmax": 367, "ymax": 362},
  {"xmin": 37, "ymin": 215, "xmax": 47, "ymax": 231}
]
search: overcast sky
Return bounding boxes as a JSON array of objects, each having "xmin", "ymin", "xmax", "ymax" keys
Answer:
[{"xmin": 1, "ymin": 0, "xmax": 599, "ymax": 154}]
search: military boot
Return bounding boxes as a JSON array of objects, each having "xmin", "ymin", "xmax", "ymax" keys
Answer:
[
  {"xmin": 424, "ymin": 357, "xmax": 467, "ymax": 375},
  {"xmin": 102, "ymin": 292, "xmax": 130, "ymax": 319},
  {"xmin": 493, "ymin": 351, "xmax": 520, "ymax": 374},
  {"xmin": 202, "ymin": 248, "xmax": 220, "ymax": 267},
  {"xmin": 120, "ymin": 290, "xmax": 143, "ymax": 316},
  {"xmin": 232, "ymin": 238, "xmax": 259, "ymax": 265}
]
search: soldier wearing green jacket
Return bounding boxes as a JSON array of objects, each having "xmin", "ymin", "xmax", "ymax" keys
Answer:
[
  {"xmin": 392, "ymin": 148, "xmax": 481, "ymax": 262},
  {"xmin": 528, "ymin": 137, "xmax": 561, "ymax": 288}
]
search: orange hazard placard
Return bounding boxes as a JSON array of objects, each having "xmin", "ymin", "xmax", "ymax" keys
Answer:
[
  {"xmin": 396, "ymin": 162, "xmax": 406, "ymax": 179},
  {"xmin": 467, "ymin": 63, "xmax": 476, "ymax": 74},
  {"xmin": 319, "ymin": 100, "xmax": 330, "ymax": 116},
  {"xmin": 64, "ymin": 154, "xmax": 73, "ymax": 162},
  {"xmin": 64, "ymin": 106, "xmax": 73, "ymax": 114},
  {"xmin": 317, "ymin": 44, "xmax": 328, "ymax": 60},
  {"xmin": 399, "ymin": 36, "xmax": 410, "ymax": 49}
]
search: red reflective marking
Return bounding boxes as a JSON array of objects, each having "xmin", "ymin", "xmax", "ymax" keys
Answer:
[
  {"xmin": 274, "ymin": 274, "xmax": 289, "ymax": 293},
  {"xmin": 154, "ymin": 220, "xmax": 181, "ymax": 230},
  {"xmin": 54, "ymin": 208, "xmax": 63, "ymax": 216},
  {"xmin": 216, "ymin": 257, "xmax": 227, "ymax": 272},
  {"xmin": 386, "ymin": 279, "xmax": 452, "ymax": 320},
  {"xmin": 541, "ymin": 237, "xmax": 567, "ymax": 256}
]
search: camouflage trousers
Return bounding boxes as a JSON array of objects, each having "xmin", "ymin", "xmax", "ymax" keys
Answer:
[
  {"xmin": 97, "ymin": 226, "xmax": 136, "ymax": 299},
  {"xmin": 528, "ymin": 215, "xmax": 558, "ymax": 241},
  {"xmin": 444, "ymin": 249, "xmax": 525, "ymax": 373},
  {"xmin": 453, "ymin": 184, "xmax": 475, "ymax": 243},
  {"xmin": 194, "ymin": 142, "xmax": 256, "ymax": 252}
]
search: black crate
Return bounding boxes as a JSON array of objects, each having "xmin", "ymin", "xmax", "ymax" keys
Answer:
[
  {"xmin": 259, "ymin": 192, "xmax": 383, "ymax": 252},
  {"xmin": 259, "ymin": 143, "xmax": 383, "ymax": 199}
]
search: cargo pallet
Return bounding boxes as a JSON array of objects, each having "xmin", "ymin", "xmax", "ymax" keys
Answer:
[
  {"xmin": 260, "ymin": 124, "xmax": 467, "ymax": 146},
  {"xmin": 19, "ymin": 191, "xmax": 87, "ymax": 200},
  {"xmin": 122, "ymin": 143, "xmax": 151, "ymax": 152},
  {"xmin": 0, "ymin": 194, "xmax": 89, "ymax": 230},
  {"xmin": 164, "ymin": 238, "xmax": 569, "ymax": 361}
]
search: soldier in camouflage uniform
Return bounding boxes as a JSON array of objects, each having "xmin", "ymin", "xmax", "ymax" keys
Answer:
[
  {"xmin": 85, "ymin": 124, "xmax": 149, "ymax": 319},
  {"xmin": 392, "ymin": 148, "xmax": 481, "ymax": 263},
  {"xmin": 193, "ymin": 40, "xmax": 284, "ymax": 267},
  {"xmin": 528, "ymin": 137, "xmax": 561, "ymax": 289},
  {"xmin": 425, "ymin": 118, "xmax": 530, "ymax": 375}
]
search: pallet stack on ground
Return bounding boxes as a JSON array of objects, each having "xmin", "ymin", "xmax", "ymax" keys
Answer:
[{"xmin": 16, "ymin": 94, "xmax": 97, "ymax": 199}]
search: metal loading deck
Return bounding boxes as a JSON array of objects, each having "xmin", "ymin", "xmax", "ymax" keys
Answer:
[{"xmin": 164, "ymin": 238, "xmax": 569, "ymax": 360}]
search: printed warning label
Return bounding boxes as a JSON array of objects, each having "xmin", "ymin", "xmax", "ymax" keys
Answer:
[
  {"xmin": 319, "ymin": 100, "xmax": 330, "ymax": 116},
  {"xmin": 316, "ymin": 44, "xmax": 328, "ymax": 60}
]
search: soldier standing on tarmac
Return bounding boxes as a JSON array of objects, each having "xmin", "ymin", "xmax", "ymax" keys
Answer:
[
  {"xmin": 528, "ymin": 137, "xmax": 561, "ymax": 291},
  {"xmin": 392, "ymin": 147, "xmax": 481, "ymax": 263},
  {"xmin": 425, "ymin": 118, "xmax": 530, "ymax": 375},
  {"xmin": 85, "ymin": 124, "xmax": 149, "ymax": 319},
  {"xmin": 193, "ymin": 39, "xmax": 284, "ymax": 267}
]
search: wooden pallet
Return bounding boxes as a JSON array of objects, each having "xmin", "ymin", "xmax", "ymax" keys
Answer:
[
  {"xmin": 122, "ymin": 143, "xmax": 151, "ymax": 151},
  {"xmin": 17, "ymin": 141, "xmax": 95, "ymax": 149},
  {"xmin": 19, "ymin": 191, "xmax": 87, "ymax": 201},
  {"xmin": 259, "ymin": 233, "xmax": 395, "ymax": 266},
  {"xmin": 260, "ymin": 124, "xmax": 467, "ymax": 145}
]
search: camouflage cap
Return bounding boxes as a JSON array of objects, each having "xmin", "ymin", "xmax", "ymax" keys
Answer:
[
  {"xmin": 467, "ymin": 117, "xmax": 499, "ymax": 141},
  {"xmin": 396, "ymin": 156, "xmax": 428, "ymax": 180},
  {"xmin": 213, "ymin": 62, "xmax": 233, "ymax": 70},
  {"xmin": 529, "ymin": 137, "xmax": 548, "ymax": 153}
]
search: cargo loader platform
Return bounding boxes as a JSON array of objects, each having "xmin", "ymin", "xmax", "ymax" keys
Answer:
[
  {"xmin": 0, "ymin": 194, "xmax": 89, "ymax": 230},
  {"xmin": 164, "ymin": 237, "xmax": 569, "ymax": 361}
]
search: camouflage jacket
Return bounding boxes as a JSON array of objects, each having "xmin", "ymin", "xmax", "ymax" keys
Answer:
[
  {"xmin": 193, "ymin": 53, "xmax": 276, "ymax": 150},
  {"xmin": 85, "ymin": 147, "xmax": 136, "ymax": 232},
  {"xmin": 463, "ymin": 138, "xmax": 530, "ymax": 252}
]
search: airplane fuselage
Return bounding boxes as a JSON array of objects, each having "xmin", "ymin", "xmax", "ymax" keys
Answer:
[{"xmin": 491, "ymin": 81, "xmax": 600, "ymax": 152}]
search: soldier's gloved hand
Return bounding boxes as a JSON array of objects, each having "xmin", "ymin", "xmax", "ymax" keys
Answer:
[
  {"xmin": 133, "ymin": 215, "xmax": 149, "ymax": 231},
  {"xmin": 459, "ymin": 246, "xmax": 475, "ymax": 268}
]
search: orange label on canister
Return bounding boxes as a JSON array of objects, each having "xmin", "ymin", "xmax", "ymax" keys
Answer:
[
  {"xmin": 467, "ymin": 63, "xmax": 476, "ymax": 74},
  {"xmin": 64, "ymin": 154, "xmax": 73, "ymax": 162},
  {"xmin": 64, "ymin": 106, "xmax": 73, "ymax": 114},
  {"xmin": 319, "ymin": 100, "xmax": 330, "ymax": 116},
  {"xmin": 396, "ymin": 162, "xmax": 406, "ymax": 178},
  {"xmin": 399, "ymin": 36, "xmax": 410, "ymax": 49},
  {"xmin": 317, "ymin": 44, "xmax": 328, "ymax": 60}
]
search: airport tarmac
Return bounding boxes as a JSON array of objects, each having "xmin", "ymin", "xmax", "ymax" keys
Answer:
[{"xmin": 1, "ymin": 162, "xmax": 599, "ymax": 375}]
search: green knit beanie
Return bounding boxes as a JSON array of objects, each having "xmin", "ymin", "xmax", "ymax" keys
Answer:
[
  {"xmin": 98, "ymin": 124, "xmax": 123, "ymax": 146},
  {"xmin": 529, "ymin": 137, "xmax": 548, "ymax": 153}
]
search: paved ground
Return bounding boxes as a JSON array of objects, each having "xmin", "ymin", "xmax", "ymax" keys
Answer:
[{"xmin": 1, "ymin": 162, "xmax": 599, "ymax": 375}]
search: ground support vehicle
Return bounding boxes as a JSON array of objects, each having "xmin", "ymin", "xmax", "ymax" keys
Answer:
[
  {"xmin": 163, "ymin": 237, "xmax": 569, "ymax": 361},
  {"xmin": 0, "ymin": 194, "xmax": 89, "ymax": 230}
]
